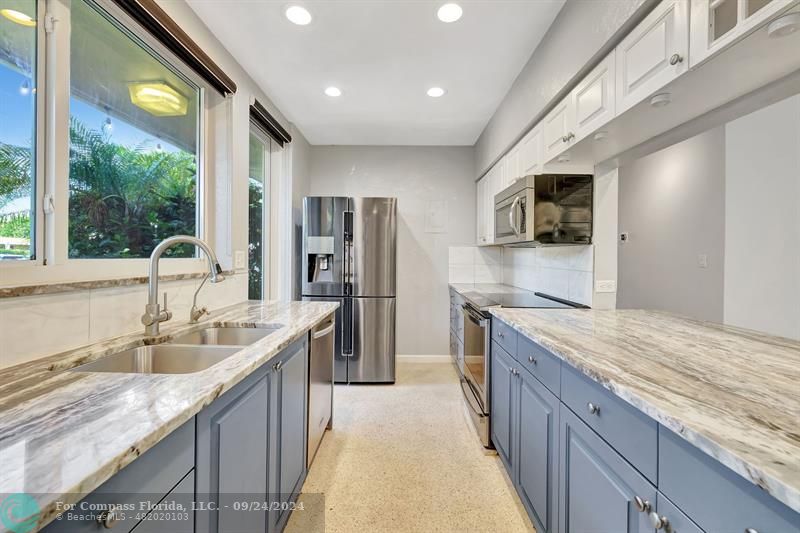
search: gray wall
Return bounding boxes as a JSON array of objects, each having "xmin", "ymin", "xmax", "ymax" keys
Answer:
[
  {"xmin": 308, "ymin": 146, "xmax": 475, "ymax": 356},
  {"xmin": 617, "ymin": 128, "xmax": 726, "ymax": 322},
  {"xmin": 290, "ymin": 129, "xmax": 312, "ymax": 300},
  {"xmin": 724, "ymin": 95, "xmax": 800, "ymax": 339},
  {"xmin": 474, "ymin": 0, "xmax": 646, "ymax": 176}
]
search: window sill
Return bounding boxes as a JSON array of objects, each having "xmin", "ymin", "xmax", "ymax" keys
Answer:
[{"xmin": 0, "ymin": 270, "xmax": 236, "ymax": 300}]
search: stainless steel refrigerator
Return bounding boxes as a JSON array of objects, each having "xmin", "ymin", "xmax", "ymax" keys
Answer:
[{"xmin": 301, "ymin": 197, "xmax": 397, "ymax": 384}]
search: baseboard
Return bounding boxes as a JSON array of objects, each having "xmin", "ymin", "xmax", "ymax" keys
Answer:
[{"xmin": 397, "ymin": 354, "xmax": 452, "ymax": 363}]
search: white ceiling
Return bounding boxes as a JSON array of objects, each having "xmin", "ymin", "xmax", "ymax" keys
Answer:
[{"xmin": 187, "ymin": 0, "xmax": 565, "ymax": 146}]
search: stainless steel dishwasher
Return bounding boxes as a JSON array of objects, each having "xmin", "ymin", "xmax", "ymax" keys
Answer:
[{"xmin": 308, "ymin": 314, "xmax": 335, "ymax": 467}]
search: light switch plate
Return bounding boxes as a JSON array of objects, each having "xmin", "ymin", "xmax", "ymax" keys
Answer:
[
  {"xmin": 234, "ymin": 251, "xmax": 246, "ymax": 269},
  {"xmin": 596, "ymin": 280, "xmax": 617, "ymax": 293},
  {"xmin": 697, "ymin": 254, "xmax": 708, "ymax": 268}
]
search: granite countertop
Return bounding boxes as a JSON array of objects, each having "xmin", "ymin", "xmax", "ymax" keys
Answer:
[
  {"xmin": 0, "ymin": 300, "xmax": 338, "ymax": 532},
  {"xmin": 449, "ymin": 283, "xmax": 537, "ymax": 308},
  {"xmin": 489, "ymin": 308, "xmax": 800, "ymax": 514}
]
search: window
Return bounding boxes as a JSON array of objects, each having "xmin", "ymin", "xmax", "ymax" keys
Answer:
[
  {"xmin": 248, "ymin": 126, "xmax": 270, "ymax": 300},
  {"xmin": 0, "ymin": 0, "xmax": 37, "ymax": 261},
  {"xmin": 68, "ymin": 0, "xmax": 201, "ymax": 258}
]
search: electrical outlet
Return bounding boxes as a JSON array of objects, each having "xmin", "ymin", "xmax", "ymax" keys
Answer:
[
  {"xmin": 234, "ymin": 251, "xmax": 246, "ymax": 269},
  {"xmin": 698, "ymin": 254, "xmax": 708, "ymax": 268},
  {"xmin": 596, "ymin": 280, "xmax": 617, "ymax": 293},
  {"xmin": 619, "ymin": 232, "xmax": 629, "ymax": 243}
]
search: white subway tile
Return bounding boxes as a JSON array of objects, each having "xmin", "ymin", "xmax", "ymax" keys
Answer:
[
  {"xmin": 474, "ymin": 264, "xmax": 502, "ymax": 283},
  {"xmin": 568, "ymin": 270, "xmax": 594, "ymax": 305},
  {"xmin": 448, "ymin": 246, "xmax": 475, "ymax": 265},
  {"xmin": 448, "ymin": 264, "xmax": 474, "ymax": 284},
  {"xmin": 566, "ymin": 245, "xmax": 594, "ymax": 272},
  {"xmin": 0, "ymin": 292, "xmax": 90, "ymax": 369},
  {"xmin": 474, "ymin": 247, "xmax": 502, "ymax": 266}
]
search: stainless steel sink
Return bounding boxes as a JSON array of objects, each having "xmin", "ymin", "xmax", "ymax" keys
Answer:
[
  {"xmin": 71, "ymin": 344, "xmax": 242, "ymax": 374},
  {"xmin": 170, "ymin": 325, "xmax": 282, "ymax": 346}
]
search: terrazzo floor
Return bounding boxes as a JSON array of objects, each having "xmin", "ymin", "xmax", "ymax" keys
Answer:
[{"xmin": 285, "ymin": 362, "xmax": 535, "ymax": 533}]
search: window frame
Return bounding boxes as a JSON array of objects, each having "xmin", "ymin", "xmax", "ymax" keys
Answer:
[
  {"xmin": 1, "ymin": 0, "xmax": 217, "ymax": 285},
  {"xmin": 248, "ymin": 120, "xmax": 271, "ymax": 300}
]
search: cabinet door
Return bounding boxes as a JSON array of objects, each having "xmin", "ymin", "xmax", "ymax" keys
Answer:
[
  {"xmin": 506, "ymin": 148, "xmax": 521, "ymax": 185},
  {"xmin": 270, "ymin": 340, "xmax": 308, "ymax": 531},
  {"xmin": 542, "ymin": 96, "xmax": 575, "ymax": 163},
  {"xmin": 196, "ymin": 370, "xmax": 270, "ymax": 533},
  {"xmin": 690, "ymin": 0, "xmax": 793, "ymax": 67},
  {"xmin": 490, "ymin": 343, "xmax": 516, "ymax": 470},
  {"xmin": 559, "ymin": 406, "xmax": 656, "ymax": 533},
  {"xmin": 476, "ymin": 176, "xmax": 486, "ymax": 245},
  {"xmin": 520, "ymin": 126, "xmax": 542, "ymax": 177},
  {"xmin": 517, "ymin": 369, "xmax": 560, "ymax": 533},
  {"xmin": 615, "ymin": 0, "xmax": 689, "ymax": 114},
  {"xmin": 572, "ymin": 53, "xmax": 616, "ymax": 142},
  {"xmin": 654, "ymin": 492, "xmax": 704, "ymax": 533}
]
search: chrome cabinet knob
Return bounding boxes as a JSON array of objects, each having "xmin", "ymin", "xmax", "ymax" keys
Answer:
[
  {"xmin": 97, "ymin": 507, "xmax": 120, "ymax": 529},
  {"xmin": 634, "ymin": 496, "xmax": 651, "ymax": 513},
  {"xmin": 273, "ymin": 361, "xmax": 283, "ymax": 372},
  {"xmin": 528, "ymin": 355, "xmax": 537, "ymax": 364},
  {"xmin": 669, "ymin": 53, "xmax": 684, "ymax": 65},
  {"xmin": 649, "ymin": 511, "xmax": 668, "ymax": 530},
  {"xmin": 587, "ymin": 402, "xmax": 600, "ymax": 415},
  {"xmin": 561, "ymin": 135, "xmax": 568, "ymax": 143},
  {"xmin": 566, "ymin": 132, "xmax": 575, "ymax": 141},
  {"xmin": 744, "ymin": 529, "xmax": 759, "ymax": 533}
]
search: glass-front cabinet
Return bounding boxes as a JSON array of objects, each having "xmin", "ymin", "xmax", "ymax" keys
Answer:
[{"xmin": 690, "ymin": 0, "xmax": 797, "ymax": 66}]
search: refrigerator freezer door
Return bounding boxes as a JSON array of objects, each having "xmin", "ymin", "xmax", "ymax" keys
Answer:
[
  {"xmin": 350, "ymin": 297, "xmax": 396, "ymax": 383},
  {"xmin": 302, "ymin": 197, "xmax": 349, "ymax": 297},
  {"xmin": 350, "ymin": 197, "xmax": 397, "ymax": 297},
  {"xmin": 302, "ymin": 296, "xmax": 348, "ymax": 383}
]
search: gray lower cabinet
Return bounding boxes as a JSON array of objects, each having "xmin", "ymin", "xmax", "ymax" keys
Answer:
[
  {"xmin": 196, "ymin": 335, "xmax": 308, "ymax": 533},
  {"xmin": 653, "ymin": 492, "xmax": 703, "ymax": 533},
  {"xmin": 269, "ymin": 339, "xmax": 309, "ymax": 532},
  {"xmin": 490, "ymin": 342, "xmax": 515, "ymax": 470},
  {"xmin": 196, "ymin": 364, "xmax": 272, "ymax": 533},
  {"xmin": 130, "ymin": 471, "xmax": 195, "ymax": 533},
  {"xmin": 516, "ymin": 366, "xmax": 560, "ymax": 533},
  {"xmin": 559, "ymin": 405, "xmax": 655, "ymax": 533}
]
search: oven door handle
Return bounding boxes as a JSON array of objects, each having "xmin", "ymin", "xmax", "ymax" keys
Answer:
[{"xmin": 460, "ymin": 376, "xmax": 487, "ymax": 417}]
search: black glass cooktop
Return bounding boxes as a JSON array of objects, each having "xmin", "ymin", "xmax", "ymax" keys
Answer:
[{"xmin": 462, "ymin": 291, "xmax": 587, "ymax": 310}]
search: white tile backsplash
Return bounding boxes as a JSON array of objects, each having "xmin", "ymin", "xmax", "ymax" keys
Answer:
[
  {"xmin": 474, "ymin": 264, "xmax": 502, "ymax": 284},
  {"xmin": 0, "ymin": 272, "xmax": 248, "ymax": 370}
]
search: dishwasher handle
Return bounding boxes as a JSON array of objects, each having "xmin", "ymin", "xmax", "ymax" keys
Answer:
[{"xmin": 312, "ymin": 321, "xmax": 335, "ymax": 340}]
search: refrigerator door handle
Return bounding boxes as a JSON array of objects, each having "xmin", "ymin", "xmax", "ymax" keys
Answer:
[
  {"xmin": 342, "ymin": 210, "xmax": 354, "ymax": 295},
  {"xmin": 342, "ymin": 298, "xmax": 353, "ymax": 356}
]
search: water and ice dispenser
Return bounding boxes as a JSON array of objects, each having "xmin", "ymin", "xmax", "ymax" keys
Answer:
[{"xmin": 306, "ymin": 236, "xmax": 335, "ymax": 284}]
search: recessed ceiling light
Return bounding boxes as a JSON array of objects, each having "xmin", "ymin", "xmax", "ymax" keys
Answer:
[
  {"xmin": 437, "ymin": 3, "xmax": 463, "ymax": 23},
  {"xmin": 285, "ymin": 5, "xmax": 312, "ymax": 25},
  {"xmin": 427, "ymin": 87, "xmax": 446, "ymax": 98},
  {"xmin": 324, "ymin": 86, "xmax": 342, "ymax": 97},
  {"xmin": 1, "ymin": 8, "xmax": 36, "ymax": 26}
]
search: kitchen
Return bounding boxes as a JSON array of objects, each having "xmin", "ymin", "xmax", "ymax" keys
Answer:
[{"xmin": 0, "ymin": 0, "xmax": 798, "ymax": 532}]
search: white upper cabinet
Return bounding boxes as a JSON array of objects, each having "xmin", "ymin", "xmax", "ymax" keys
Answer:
[
  {"xmin": 572, "ymin": 53, "xmax": 616, "ymax": 143},
  {"xmin": 615, "ymin": 0, "xmax": 689, "ymax": 115},
  {"xmin": 542, "ymin": 95, "xmax": 576, "ymax": 163},
  {"xmin": 505, "ymin": 146, "xmax": 522, "ymax": 186},
  {"xmin": 476, "ymin": 175, "xmax": 486, "ymax": 245},
  {"xmin": 520, "ymin": 126, "xmax": 543, "ymax": 177},
  {"xmin": 690, "ymin": 0, "xmax": 795, "ymax": 66}
]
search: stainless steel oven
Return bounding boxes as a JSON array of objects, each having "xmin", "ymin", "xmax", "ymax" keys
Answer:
[{"xmin": 460, "ymin": 302, "xmax": 491, "ymax": 447}]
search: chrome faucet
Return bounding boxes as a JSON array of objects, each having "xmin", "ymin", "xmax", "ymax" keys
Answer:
[{"xmin": 142, "ymin": 236, "xmax": 225, "ymax": 336}]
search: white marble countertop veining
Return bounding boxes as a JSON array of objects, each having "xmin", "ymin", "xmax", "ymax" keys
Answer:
[
  {"xmin": 489, "ymin": 308, "xmax": 800, "ymax": 514},
  {"xmin": 0, "ymin": 300, "xmax": 338, "ymax": 532},
  {"xmin": 449, "ymin": 282, "xmax": 535, "ymax": 297}
]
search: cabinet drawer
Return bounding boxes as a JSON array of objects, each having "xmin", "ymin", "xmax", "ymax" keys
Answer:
[
  {"xmin": 659, "ymin": 428, "xmax": 800, "ymax": 533},
  {"xmin": 491, "ymin": 318, "xmax": 517, "ymax": 357},
  {"xmin": 560, "ymin": 364, "xmax": 657, "ymax": 482},
  {"xmin": 130, "ymin": 470, "xmax": 194, "ymax": 533},
  {"xmin": 515, "ymin": 334, "xmax": 561, "ymax": 395},
  {"xmin": 654, "ymin": 492, "xmax": 703, "ymax": 533},
  {"xmin": 46, "ymin": 419, "xmax": 195, "ymax": 532}
]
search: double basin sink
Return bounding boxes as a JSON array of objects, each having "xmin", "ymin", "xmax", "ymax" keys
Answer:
[{"xmin": 72, "ymin": 326, "xmax": 283, "ymax": 375}]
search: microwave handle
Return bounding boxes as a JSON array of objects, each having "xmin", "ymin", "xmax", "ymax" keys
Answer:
[{"xmin": 509, "ymin": 196, "xmax": 521, "ymax": 236}]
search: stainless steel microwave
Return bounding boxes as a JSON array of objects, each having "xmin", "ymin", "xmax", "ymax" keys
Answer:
[{"xmin": 494, "ymin": 174, "xmax": 593, "ymax": 246}]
